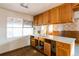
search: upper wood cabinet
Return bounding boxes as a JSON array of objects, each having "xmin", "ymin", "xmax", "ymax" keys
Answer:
[
  {"xmin": 49, "ymin": 7, "xmax": 59, "ymax": 24},
  {"xmin": 38, "ymin": 14, "xmax": 43, "ymax": 26},
  {"xmin": 42, "ymin": 11, "xmax": 49, "ymax": 25},
  {"xmin": 72, "ymin": 3, "xmax": 79, "ymax": 11},
  {"xmin": 59, "ymin": 3, "xmax": 73, "ymax": 23},
  {"xmin": 33, "ymin": 14, "xmax": 43, "ymax": 26},
  {"xmin": 33, "ymin": 16, "xmax": 38, "ymax": 26},
  {"xmin": 72, "ymin": 3, "xmax": 79, "ymax": 8},
  {"xmin": 49, "ymin": 3, "xmax": 73, "ymax": 24},
  {"xmin": 33, "ymin": 3, "xmax": 73, "ymax": 25},
  {"xmin": 72, "ymin": 3, "xmax": 79, "ymax": 7}
]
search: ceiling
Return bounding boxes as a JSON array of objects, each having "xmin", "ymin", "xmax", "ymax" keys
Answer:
[{"xmin": 0, "ymin": 3, "xmax": 62, "ymax": 16}]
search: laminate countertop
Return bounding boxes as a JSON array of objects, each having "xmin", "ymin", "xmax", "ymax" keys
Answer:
[{"xmin": 31, "ymin": 34, "xmax": 76, "ymax": 44}]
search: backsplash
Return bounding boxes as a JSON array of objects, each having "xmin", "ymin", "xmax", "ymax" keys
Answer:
[
  {"xmin": 63, "ymin": 23, "xmax": 76, "ymax": 31},
  {"xmin": 53, "ymin": 20, "xmax": 79, "ymax": 31},
  {"xmin": 33, "ymin": 20, "xmax": 79, "ymax": 34},
  {"xmin": 53, "ymin": 24, "xmax": 64, "ymax": 31}
]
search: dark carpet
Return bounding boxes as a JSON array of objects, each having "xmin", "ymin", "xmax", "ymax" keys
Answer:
[{"xmin": 0, "ymin": 46, "xmax": 44, "ymax": 56}]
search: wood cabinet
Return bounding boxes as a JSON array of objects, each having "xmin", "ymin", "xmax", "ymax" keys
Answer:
[
  {"xmin": 33, "ymin": 16, "xmax": 38, "ymax": 26},
  {"xmin": 31, "ymin": 38, "xmax": 36, "ymax": 47},
  {"xmin": 33, "ymin": 14, "xmax": 43, "ymax": 26},
  {"xmin": 31, "ymin": 37, "xmax": 38, "ymax": 47},
  {"xmin": 56, "ymin": 46, "xmax": 70, "ymax": 56},
  {"xmin": 72, "ymin": 3, "xmax": 79, "ymax": 8},
  {"xmin": 75, "ymin": 31, "xmax": 79, "ymax": 44},
  {"xmin": 49, "ymin": 7, "xmax": 59, "ymax": 24},
  {"xmin": 59, "ymin": 3, "xmax": 73, "ymax": 23},
  {"xmin": 72, "ymin": 3, "xmax": 79, "ymax": 11},
  {"xmin": 49, "ymin": 3, "xmax": 73, "ymax": 24},
  {"xmin": 33, "ymin": 3, "xmax": 73, "ymax": 25},
  {"xmin": 42, "ymin": 11, "xmax": 49, "ymax": 25},
  {"xmin": 38, "ymin": 14, "xmax": 43, "ymax": 25},
  {"xmin": 56, "ymin": 42, "xmax": 70, "ymax": 56},
  {"xmin": 44, "ymin": 42, "xmax": 51, "ymax": 56},
  {"xmin": 30, "ymin": 36, "xmax": 73, "ymax": 56}
]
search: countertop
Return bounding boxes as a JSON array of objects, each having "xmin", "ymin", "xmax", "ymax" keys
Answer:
[{"xmin": 31, "ymin": 34, "xmax": 76, "ymax": 44}]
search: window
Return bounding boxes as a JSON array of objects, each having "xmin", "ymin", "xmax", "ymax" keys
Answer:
[
  {"xmin": 7, "ymin": 17, "xmax": 33, "ymax": 39},
  {"xmin": 23, "ymin": 28, "xmax": 33, "ymax": 36},
  {"xmin": 13, "ymin": 28, "xmax": 22, "ymax": 37},
  {"xmin": 7, "ymin": 28, "xmax": 13, "ymax": 38},
  {"xmin": 23, "ymin": 20, "xmax": 33, "ymax": 36}
]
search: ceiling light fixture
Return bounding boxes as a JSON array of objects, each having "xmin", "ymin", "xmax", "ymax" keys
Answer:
[{"xmin": 20, "ymin": 3, "xmax": 29, "ymax": 8}]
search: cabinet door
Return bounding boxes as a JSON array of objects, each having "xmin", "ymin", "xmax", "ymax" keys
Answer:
[
  {"xmin": 44, "ymin": 42, "xmax": 51, "ymax": 56},
  {"xmin": 31, "ymin": 39, "xmax": 36, "ymax": 47},
  {"xmin": 31, "ymin": 38, "xmax": 38, "ymax": 47},
  {"xmin": 33, "ymin": 19, "xmax": 35, "ymax": 26},
  {"xmin": 42, "ymin": 11, "xmax": 49, "ymax": 25},
  {"xmin": 59, "ymin": 3, "xmax": 73, "ymax": 23},
  {"xmin": 38, "ymin": 14, "xmax": 43, "ymax": 26},
  {"xmin": 33, "ymin": 16, "xmax": 38, "ymax": 26},
  {"xmin": 56, "ymin": 46, "xmax": 70, "ymax": 56},
  {"xmin": 49, "ymin": 7, "xmax": 59, "ymax": 24},
  {"xmin": 56, "ymin": 42, "xmax": 70, "ymax": 56}
]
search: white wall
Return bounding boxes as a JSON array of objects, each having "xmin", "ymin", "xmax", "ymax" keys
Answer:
[
  {"xmin": 0, "ymin": 36, "xmax": 30, "ymax": 54},
  {"xmin": 0, "ymin": 8, "xmax": 33, "ymax": 54},
  {"xmin": 0, "ymin": 8, "xmax": 33, "ymax": 21}
]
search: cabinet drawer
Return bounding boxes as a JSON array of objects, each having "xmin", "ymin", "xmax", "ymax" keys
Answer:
[{"xmin": 56, "ymin": 42, "xmax": 70, "ymax": 49}]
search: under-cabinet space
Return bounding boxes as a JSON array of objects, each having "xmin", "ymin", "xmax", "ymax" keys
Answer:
[
  {"xmin": 35, "ymin": 37, "xmax": 45, "ymax": 53},
  {"xmin": 37, "ymin": 41, "xmax": 44, "ymax": 53}
]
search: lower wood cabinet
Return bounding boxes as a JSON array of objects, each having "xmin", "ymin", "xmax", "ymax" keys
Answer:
[
  {"xmin": 56, "ymin": 47, "xmax": 70, "ymax": 56},
  {"xmin": 30, "ymin": 36, "xmax": 71, "ymax": 56},
  {"xmin": 31, "ymin": 38, "xmax": 38, "ymax": 47},
  {"xmin": 31, "ymin": 39, "xmax": 36, "ymax": 47},
  {"xmin": 56, "ymin": 42, "xmax": 70, "ymax": 56},
  {"xmin": 44, "ymin": 42, "xmax": 51, "ymax": 56}
]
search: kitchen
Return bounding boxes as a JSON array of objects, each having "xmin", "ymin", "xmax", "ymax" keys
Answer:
[
  {"xmin": 31, "ymin": 3, "xmax": 79, "ymax": 56},
  {"xmin": 0, "ymin": 3, "xmax": 79, "ymax": 56}
]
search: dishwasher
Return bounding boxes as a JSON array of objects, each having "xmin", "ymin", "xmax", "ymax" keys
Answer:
[{"xmin": 51, "ymin": 40, "xmax": 56, "ymax": 56}]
